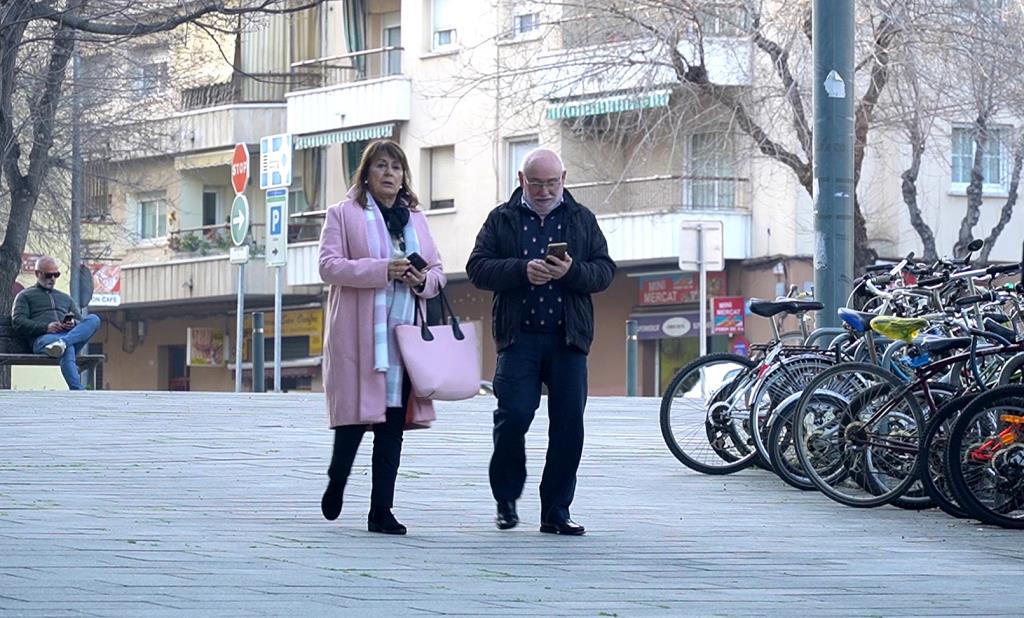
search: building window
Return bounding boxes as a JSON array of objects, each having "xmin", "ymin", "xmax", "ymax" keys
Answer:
[
  {"xmin": 426, "ymin": 145, "xmax": 456, "ymax": 210},
  {"xmin": 513, "ymin": 5, "xmax": 540, "ymax": 37},
  {"xmin": 138, "ymin": 198, "xmax": 168, "ymax": 239},
  {"xmin": 688, "ymin": 132, "xmax": 738, "ymax": 209},
  {"xmin": 132, "ymin": 61, "xmax": 167, "ymax": 98},
  {"xmin": 202, "ymin": 189, "xmax": 221, "ymax": 227},
  {"xmin": 951, "ymin": 125, "xmax": 1011, "ymax": 192},
  {"xmin": 695, "ymin": 5, "xmax": 749, "ymax": 38},
  {"xmin": 383, "ymin": 12, "xmax": 402, "ymax": 76},
  {"xmin": 431, "ymin": 0, "xmax": 457, "ymax": 50},
  {"xmin": 85, "ymin": 166, "xmax": 111, "ymax": 222},
  {"xmin": 507, "ymin": 137, "xmax": 538, "ymax": 195}
]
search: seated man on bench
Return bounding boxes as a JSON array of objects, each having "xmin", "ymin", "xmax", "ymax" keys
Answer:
[{"xmin": 11, "ymin": 256, "xmax": 101, "ymax": 391}]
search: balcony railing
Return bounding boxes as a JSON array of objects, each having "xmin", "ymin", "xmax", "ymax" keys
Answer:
[
  {"xmin": 167, "ymin": 223, "xmax": 266, "ymax": 257},
  {"xmin": 181, "ymin": 72, "xmax": 320, "ymax": 111},
  {"xmin": 565, "ymin": 174, "xmax": 749, "ymax": 216},
  {"xmin": 289, "ymin": 47, "xmax": 404, "ymax": 91}
]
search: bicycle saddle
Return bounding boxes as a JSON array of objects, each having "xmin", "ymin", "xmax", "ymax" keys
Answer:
[
  {"xmin": 984, "ymin": 317, "xmax": 1018, "ymax": 343},
  {"xmin": 748, "ymin": 299, "xmax": 824, "ymax": 318},
  {"xmin": 837, "ymin": 308, "xmax": 876, "ymax": 333},
  {"xmin": 870, "ymin": 316, "xmax": 929, "ymax": 342},
  {"xmin": 915, "ymin": 336, "xmax": 973, "ymax": 356}
]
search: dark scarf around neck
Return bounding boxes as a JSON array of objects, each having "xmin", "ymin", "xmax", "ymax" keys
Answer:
[{"xmin": 377, "ymin": 202, "xmax": 410, "ymax": 238}]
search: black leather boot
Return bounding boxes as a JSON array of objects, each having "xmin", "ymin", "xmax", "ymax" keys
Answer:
[
  {"xmin": 320, "ymin": 481, "xmax": 344, "ymax": 521},
  {"xmin": 367, "ymin": 507, "xmax": 407, "ymax": 535}
]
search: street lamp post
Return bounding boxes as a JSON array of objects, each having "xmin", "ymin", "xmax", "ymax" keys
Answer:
[{"xmin": 813, "ymin": 0, "xmax": 856, "ymax": 327}]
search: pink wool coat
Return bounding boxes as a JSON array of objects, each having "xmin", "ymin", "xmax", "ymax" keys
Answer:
[{"xmin": 318, "ymin": 193, "xmax": 446, "ymax": 429}]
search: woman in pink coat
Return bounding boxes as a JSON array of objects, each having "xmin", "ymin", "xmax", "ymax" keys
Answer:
[{"xmin": 318, "ymin": 140, "xmax": 446, "ymax": 535}]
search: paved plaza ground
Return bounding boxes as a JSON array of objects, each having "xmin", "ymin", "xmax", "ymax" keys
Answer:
[{"xmin": 1, "ymin": 390, "xmax": 1022, "ymax": 616}]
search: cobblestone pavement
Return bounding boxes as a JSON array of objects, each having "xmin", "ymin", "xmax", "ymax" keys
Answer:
[{"xmin": 0, "ymin": 390, "xmax": 1022, "ymax": 616}]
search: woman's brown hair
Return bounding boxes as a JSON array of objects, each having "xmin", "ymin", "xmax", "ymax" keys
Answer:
[{"xmin": 350, "ymin": 139, "xmax": 420, "ymax": 209}]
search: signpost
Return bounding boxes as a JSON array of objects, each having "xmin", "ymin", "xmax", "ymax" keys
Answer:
[
  {"xmin": 265, "ymin": 187, "xmax": 288, "ymax": 392},
  {"xmin": 679, "ymin": 221, "xmax": 724, "ymax": 359},
  {"xmin": 230, "ymin": 144, "xmax": 250, "ymax": 393}
]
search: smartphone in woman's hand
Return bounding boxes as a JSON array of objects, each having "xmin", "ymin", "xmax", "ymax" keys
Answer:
[{"xmin": 406, "ymin": 252, "xmax": 428, "ymax": 271}]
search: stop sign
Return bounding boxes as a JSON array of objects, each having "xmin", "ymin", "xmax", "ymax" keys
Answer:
[{"xmin": 231, "ymin": 143, "xmax": 249, "ymax": 195}]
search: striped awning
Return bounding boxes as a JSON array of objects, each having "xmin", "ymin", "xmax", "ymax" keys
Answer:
[
  {"xmin": 293, "ymin": 123, "xmax": 395, "ymax": 150},
  {"xmin": 546, "ymin": 90, "xmax": 671, "ymax": 120}
]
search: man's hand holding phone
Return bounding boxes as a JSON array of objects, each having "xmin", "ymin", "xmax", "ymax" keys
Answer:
[
  {"xmin": 544, "ymin": 242, "xmax": 572, "ymax": 280},
  {"xmin": 61, "ymin": 312, "xmax": 76, "ymax": 331}
]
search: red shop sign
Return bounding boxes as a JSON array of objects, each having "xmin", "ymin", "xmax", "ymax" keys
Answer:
[
  {"xmin": 637, "ymin": 272, "xmax": 727, "ymax": 306},
  {"xmin": 712, "ymin": 296, "xmax": 745, "ymax": 335}
]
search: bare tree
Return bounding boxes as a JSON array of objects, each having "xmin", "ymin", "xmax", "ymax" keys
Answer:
[
  {"xmin": 451, "ymin": 0, "xmax": 921, "ymax": 267},
  {"xmin": 0, "ymin": 0, "xmax": 322, "ymax": 388}
]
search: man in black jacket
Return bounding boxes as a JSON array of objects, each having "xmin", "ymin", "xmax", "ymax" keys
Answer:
[
  {"xmin": 467, "ymin": 148, "xmax": 616, "ymax": 535},
  {"xmin": 12, "ymin": 256, "xmax": 101, "ymax": 390}
]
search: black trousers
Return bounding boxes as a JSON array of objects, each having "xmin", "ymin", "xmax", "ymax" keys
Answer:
[
  {"xmin": 490, "ymin": 331, "xmax": 588, "ymax": 523},
  {"xmin": 328, "ymin": 375, "xmax": 411, "ymax": 510}
]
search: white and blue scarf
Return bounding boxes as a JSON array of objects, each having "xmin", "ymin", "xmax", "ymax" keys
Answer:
[{"xmin": 364, "ymin": 194, "xmax": 420, "ymax": 407}]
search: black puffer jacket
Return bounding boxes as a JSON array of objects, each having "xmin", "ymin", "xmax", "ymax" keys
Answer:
[{"xmin": 466, "ymin": 188, "xmax": 616, "ymax": 354}]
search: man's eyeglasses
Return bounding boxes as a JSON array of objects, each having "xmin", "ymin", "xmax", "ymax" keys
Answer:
[
  {"xmin": 39, "ymin": 272, "xmax": 60, "ymax": 280},
  {"xmin": 525, "ymin": 179, "xmax": 561, "ymax": 190}
]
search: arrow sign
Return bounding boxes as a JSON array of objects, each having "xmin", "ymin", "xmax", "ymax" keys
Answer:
[{"xmin": 230, "ymin": 195, "xmax": 250, "ymax": 247}]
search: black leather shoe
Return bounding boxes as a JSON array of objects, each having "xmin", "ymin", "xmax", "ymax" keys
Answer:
[
  {"xmin": 320, "ymin": 481, "xmax": 343, "ymax": 521},
  {"xmin": 539, "ymin": 518, "xmax": 585, "ymax": 535},
  {"xmin": 495, "ymin": 500, "xmax": 518, "ymax": 530},
  {"xmin": 367, "ymin": 508, "xmax": 407, "ymax": 535}
]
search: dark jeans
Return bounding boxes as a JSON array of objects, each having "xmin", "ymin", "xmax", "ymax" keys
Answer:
[
  {"xmin": 32, "ymin": 314, "xmax": 101, "ymax": 391},
  {"xmin": 490, "ymin": 331, "xmax": 588, "ymax": 523},
  {"xmin": 327, "ymin": 375, "xmax": 410, "ymax": 510}
]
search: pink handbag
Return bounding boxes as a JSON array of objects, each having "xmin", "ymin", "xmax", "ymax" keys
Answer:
[{"xmin": 396, "ymin": 289, "xmax": 481, "ymax": 401}]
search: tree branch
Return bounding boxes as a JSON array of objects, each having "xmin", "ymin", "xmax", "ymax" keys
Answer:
[{"xmin": 27, "ymin": 0, "xmax": 324, "ymax": 37}]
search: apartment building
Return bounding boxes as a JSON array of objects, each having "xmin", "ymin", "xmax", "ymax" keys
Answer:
[{"xmin": 82, "ymin": 1, "xmax": 1024, "ymax": 395}]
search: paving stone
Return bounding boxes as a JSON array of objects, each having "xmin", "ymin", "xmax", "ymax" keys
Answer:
[{"xmin": 1, "ymin": 391, "xmax": 1022, "ymax": 615}]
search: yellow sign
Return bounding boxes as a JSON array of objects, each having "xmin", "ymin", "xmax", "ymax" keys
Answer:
[
  {"xmin": 188, "ymin": 327, "xmax": 227, "ymax": 366},
  {"xmin": 244, "ymin": 308, "xmax": 324, "ymax": 359}
]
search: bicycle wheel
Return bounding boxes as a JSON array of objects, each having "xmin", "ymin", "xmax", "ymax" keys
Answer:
[
  {"xmin": 792, "ymin": 362, "xmax": 926, "ymax": 508},
  {"xmin": 660, "ymin": 353, "xmax": 758, "ymax": 475},
  {"xmin": 889, "ymin": 382, "xmax": 956, "ymax": 511},
  {"xmin": 748, "ymin": 354, "xmax": 834, "ymax": 469},
  {"xmin": 947, "ymin": 385, "xmax": 1024, "ymax": 528},
  {"xmin": 920, "ymin": 393, "xmax": 976, "ymax": 519}
]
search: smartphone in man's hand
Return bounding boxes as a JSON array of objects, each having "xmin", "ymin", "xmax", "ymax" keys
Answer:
[
  {"xmin": 545, "ymin": 242, "xmax": 568, "ymax": 259},
  {"xmin": 406, "ymin": 252, "xmax": 428, "ymax": 271},
  {"xmin": 62, "ymin": 311, "xmax": 75, "ymax": 324}
]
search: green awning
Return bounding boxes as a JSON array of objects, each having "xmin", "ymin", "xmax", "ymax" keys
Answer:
[
  {"xmin": 294, "ymin": 123, "xmax": 394, "ymax": 150},
  {"xmin": 546, "ymin": 90, "xmax": 671, "ymax": 120}
]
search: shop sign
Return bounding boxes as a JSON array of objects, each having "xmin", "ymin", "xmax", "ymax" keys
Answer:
[
  {"xmin": 187, "ymin": 327, "xmax": 227, "ymax": 366},
  {"xmin": 638, "ymin": 272, "xmax": 727, "ymax": 306},
  {"xmin": 87, "ymin": 264, "xmax": 122, "ymax": 307},
  {"xmin": 731, "ymin": 336, "xmax": 750, "ymax": 356},
  {"xmin": 244, "ymin": 307, "xmax": 324, "ymax": 358},
  {"xmin": 633, "ymin": 312, "xmax": 705, "ymax": 340},
  {"xmin": 21, "ymin": 253, "xmax": 42, "ymax": 273},
  {"xmin": 712, "ymin": 296, "xmax": 745, "ymax": 334}
]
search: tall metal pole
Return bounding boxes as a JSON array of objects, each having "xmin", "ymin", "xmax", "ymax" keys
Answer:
[
  {"xmin": 698, "ymin": 223, "xmax": 708, "ymax": 358},
  {"xmin": 70, "ymin": 45, "xmax": 82, "ymax": 307},
  {"xmin": 813, "ymin": 0, "xmax": 855, "ymax": 327},
  {"xmin": 625, "ymin": 319, "xmax": 638, "ymax": 396},
  {"xmin": 234, "ymin": 264, "xmax": 245, "ymax": 392},
  {"xmin": 273, "ymin": 267, "xmax": 282, "ymax": 392}
]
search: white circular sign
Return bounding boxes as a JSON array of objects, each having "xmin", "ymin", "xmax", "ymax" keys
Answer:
[{"xmin": 661, "ymin": 316, "xmax": 691, "ymax": 337}]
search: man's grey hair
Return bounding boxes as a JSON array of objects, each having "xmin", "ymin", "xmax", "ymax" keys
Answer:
[
  {"xmin": 520, "ymin": 148, "xmax": 565, "ymax": 174},
  {"xmin": 35, "ymin": 256, "xmax": 57, "ymax": 271}
]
